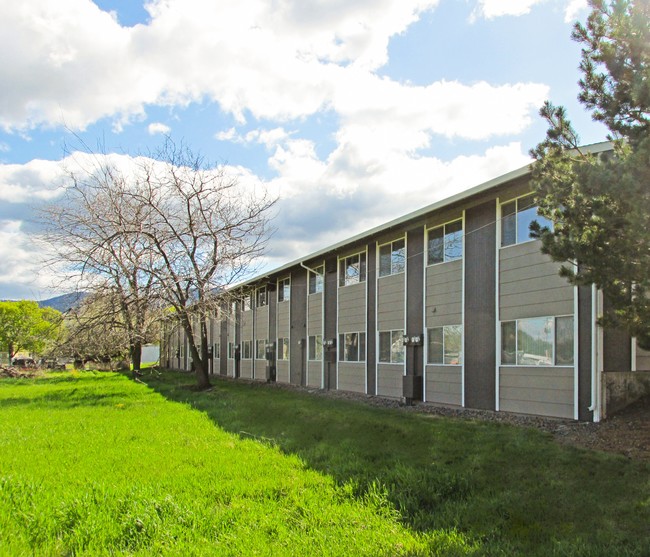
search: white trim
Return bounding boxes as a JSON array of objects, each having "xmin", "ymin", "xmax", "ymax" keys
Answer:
[
  {"xmin": 422, "ymin": 228, "xmax": 428, "ymax": 403},
  {"xmin": 495, "ymin": 198, "xmax": 501, "ymax": 412},
  {"xmin": 375, "ymin": 240, "xmax": 379, "ymax": 396},
  {"xmin": 403, "ymin": 234, "xmax": 408, "ymax": 380},
  {"xmin": 461, "ymin": 210, "xmax": 466, "ymax": 408},
  {"xmin": 425, "ymin": 217, "xmax": 464, "ymax": 268},
  {"xmin": 573, "ymin": 284, "xmax": 580, "ymax": 420},
  {"xmin": 631, "ymin": 337, "xmax": 637, "ymax": 372}
]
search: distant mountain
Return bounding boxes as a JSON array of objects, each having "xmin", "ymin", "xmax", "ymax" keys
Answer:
[{"xmin": 38, "ymin": 292, "xmax": 87, "ymax": 313}]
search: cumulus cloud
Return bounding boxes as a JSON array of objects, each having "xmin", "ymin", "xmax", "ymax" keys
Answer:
[
  {"xmin": 564, "ymin": 0, "xmax": 588, "ymax": 22},
  {"xmin": 147, "ymin": 122, "xmax": 171, "ymax": 135},
  {"xmin": 471, "ymin": 0, "xmax": 546, "ymax": 20}
]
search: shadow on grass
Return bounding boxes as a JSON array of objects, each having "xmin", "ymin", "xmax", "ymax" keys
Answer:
[{"xmin": 141, "ymin": 370, "xmax": 650, "ymax": 556}]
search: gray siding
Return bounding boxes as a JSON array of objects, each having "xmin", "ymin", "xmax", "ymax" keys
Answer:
[
  {"xmin": 277, "ymin": 302, "xmax": 291, "ymax": 337},
  {"xmin": 254, "ymin": 360, "xmax": 266, "ymax": 381},
  {"xmin": 276, "ymin": 360, "xmax": 290, "ymax": 383},
  {"xmin": 307, "ymin": 294, "xmax": 322, "ymax": 334},
  {"xmin": 377, "ymin": 273, "xmax": 405, "ymax": 330},
  {"xmin": 241, "ymin": 311, "xmax": 253, "ymax": 340},
  {"xmin": 307, "ymin": 361, "xmax": 322, "ymax": 388},
  {"xmin": 255, "ymin": 306, "xmax": 269, "ymax": 340},
  {"xmin": 425, "ymin": 366, "xmax": 462, "ymax": 406},
  {"xmin": 637, "ymin": 345, "xmax": 650, "ymax": 371},
  {"xmin": 499, "ymin": 241, "xmax": 573, "ymax": 321},
  {"xmin": 499, "ymin": 366, "xmax": 574, "ymax": 419},
  {"xmin": 425, "ymin": 259, "xmax": 462, "ymax": 327},
  {"xmin": 337, "ymin": 363, "xmax": 365, "ymax": 393},
  {"xmin": 377, "ymin": 364, "xmax": 403, "ymax": 398},
  {"xmin": 240, "ymin": 360, "xmax": 253, "ymax": 379},
  {"xmin": 338, "ymin": 282, "xmax": 366, "ymax": 331}
]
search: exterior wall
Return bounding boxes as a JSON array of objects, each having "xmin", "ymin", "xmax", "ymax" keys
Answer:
[
  {"xmin": 324, "ymin": 257, "xmax": 338, "ymax": 390},
  {"xmin": 498, "ymin": 238, "xmax": 576, "ymax": 419},
  {"xmin": 376, "ymin": 269, "xmax": 405, "ymax": 398},
  {"xmin": 499, "ymin": 366, "xmax": 574, "ymax": 419},
  {"xmin": 306, "ymin": 292, "xmax": 323, "ymax": 388},
  {"xmin": 240, "ymin": 308, "xmax": 253, "ymax": 379},
  {"xmin": 425, "ymin": 366, "xmax": 462, "ymax": 405},
  {"xmin": 290, "ymin": 268, "xmax": 308, "ymax": 385},
  {"xmin": 226, "ymin": 311, "xmax": 236, "ymax": 377},
  {"xmin": 338, "ymin": 279, "xmax": 367, "ymax": 394},
  {"xmin": 338, "ymin": 363, "xmax": 366, "ymax": 393},
  {"xmin": 376, "ymin": 364, "xmax": 403, "ymax": 398},
  {"xmin": 276, "ymin": 292, "xmax": 291, "ymax": 384},
  {"xmin": 637, "ymin": 345, "xmax": 650, "ymax": 371},
  {"xmin": 254, "ymin": 305, "xmax": 269, "ymax": 380}
]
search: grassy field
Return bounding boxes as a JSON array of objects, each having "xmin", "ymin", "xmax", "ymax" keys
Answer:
[{"xmin": 1, "ymin": 370, "xmax": 649, "ymax": 556}]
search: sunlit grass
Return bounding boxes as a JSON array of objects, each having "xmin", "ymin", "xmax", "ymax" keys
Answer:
[{"xmin": 0, "ymin": 372, "xmax": 472, "ymax": 556}]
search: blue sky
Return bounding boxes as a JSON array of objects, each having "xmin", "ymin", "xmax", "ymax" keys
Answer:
[{"xmin": 0, "ymin": 0, "xmax": 608, "ymax": 300}]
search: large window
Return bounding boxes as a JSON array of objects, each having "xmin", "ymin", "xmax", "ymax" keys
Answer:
[
  {"xmin": 501, "ymin": 195, "xmax": 553, "ymax": 247},
  {"xmin": 309, "ymin": 265, "xmax": 324, "ymax": 294},
  {"xmin": 277, "ymin": 337, "xmax": 289, "ymax": 360},
  {"xmin": 427, "ymin": 220, "xmax": 463, "ymax": 265},
  {"xmin": 213, "ymin": 342, "xmax": 220, "ymax": 359},
  {"xmin": 256, "ymin": 339, "xmax": 267, "ymax": 359},
  {"xmin": 278, "ymin": 278, "xmax": 291, "ymax": 302},
  {"xmin": 308, "ymin": 334, "xmax": 322, "ymax": 361},
  {"xmin": 242, "ymin": 294, "xmax": 252, "ymax": 312},
  {"xmin": 241, "ymin": 340, "xmax": 252, "ymax": 359},
  {"xmin": 338, "ymin": 332, "xmax": 366, "ymax": 362},
  {"xmin": 339, "ymin": 252, "xmax": 367, "ymax": 287},
  {"xmin": 378, "ymin": 239, "xmax": 406, "ymax": 277},
  {"xmin": 378, "ymin": 330, "xmax": 405, "ymax": 363},
  {"xmin": 228, "ymin": 342, "xmax": 235, "ymax": 359},
  {"xmin": 256, "ymin": 287, "xmax": 267, "ymax": 308},
  {"xmin": 501, "ymin": 316, "xmax": 574, "ymax": 366},
  {"xmin": 427, "ymin": 325, "xmax": 462, "ymax": 365}
]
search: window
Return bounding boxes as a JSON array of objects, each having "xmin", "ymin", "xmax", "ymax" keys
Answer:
[
  {"xmin": 427, "ymin": 220, "xmax": 463, "ymax": 265},
  {"xmin": 339, "ymin": 252, "xmax": 367, "ymax": 287},
  {"xmin": 501, "ymin": 195, "xmax": 553, "ymax": 247},
  {"xmin": 309, "ymin": 265, "xmax": 324, "ymax": 294},
  {"xmin": 256, "ymin": 339, "xmax": 267, "ymax": 359},
  {"xmin": 379, "ymin": 239, "xmax": 406, "ymax": 277},
  {"xmin": 338, "ymin": 332, "xmax": 366, "ymax": 362},
  {"xmin": 241, "ymin": 340, "xmax": 252, "ymax": 359},
  {"xmin": 278, "ymin": 278, "xmax": 291, "ymax": 302},
  {"xmin": 378, "ymin": 330, "xmax": 405, "ymax": 363},
  {"xmin": 230, "ymin": 300, "xmax": 238, "ymax": 315},
  {"xmin": 228, "ymin": 342, "xmax": 235, "ymax": 359},
  {"xmin": 256, "ymin": 287, "xmax": 267, "ymax": 308},
  {"xmin": 501, "ymin": 316, "xmax": 574, "ymax": 366},
  {"xmin": 308, "ymin": 334, "xmax": 322, "ymax": 361},
  {"xmin": 427, "ymin": 325, "xmax": 462, "ymax": 365},
  {"xmin": 214, "ymin": 343, "xmax": 221, "ymax": 359},
  {"xmin": 242, "ymin": 294, "xmax": 252, "ymax": 312},
  {"xmin": 278, "ymin": 337, "xmax": 289, "ymax": 360}
]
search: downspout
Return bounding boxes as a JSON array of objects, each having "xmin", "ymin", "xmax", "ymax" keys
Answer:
[{"xmin": 588, "ymin": 284, "xmax": 601, "ymax": 422}]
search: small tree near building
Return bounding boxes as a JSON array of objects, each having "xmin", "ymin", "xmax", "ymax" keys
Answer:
[
  {"xmin": 530, "ymin": 0, "xmax": 650, "ymax": 348},
  {"xmin": 0, "ymin": 301, "xmax": 62, "ymax": 360}
]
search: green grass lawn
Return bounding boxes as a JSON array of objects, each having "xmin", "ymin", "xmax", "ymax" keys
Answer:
[{"xmin": 1, "ymin": 370, "xmax": 649, "ymax": 556}]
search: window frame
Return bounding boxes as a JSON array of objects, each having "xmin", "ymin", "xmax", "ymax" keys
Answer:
[
  {"xmin": 378, "ymin": 329, "xmax": 405, "ymax": 364},
  {"xmin": 500, "ymin": 194, "xmax": 553, "ymax": 247},
  {"xmin": 242, "ymin": 294, "xmax": 252, "ymax": 312},
  {"xmin": 277, "ymin": 337, "xmax": 290, "ymax": 360},
  {"xmin": 338, "ymin": 251, "xmax": 367, "ymax": 287},
  {"xmin": 278, "ymin": 277, "xmax": 291, "ymax": 302},
  {"xmin": 500, "ymin": 315, "xmax": 574, "ymax": 367},
  {"xmin": 426, "ymin": 218, "xmax": 463, "ymax": 266},
  {"xmin": 338, "ymin": 331, "xmax": 366, "ymax": 362},
  {"xmin": 256, "ymin": 287, "xmax": 267, "ymax": 308},
  {"xmin": 213, "ymin": 342, "xmax": 220, "ymax": 359},
  {"xmin": 227, "ymin": 342, "xmax": 235, "ymax": 359},
  {"xmin": 255, "ymin": 339, "xmax": 267, "ymax": 360},
  {"xmin": 426, "ymin": 324, "xmax": 463, "ymax": 365},
  {"xmin": 378, "ymin": 238, "xmax": 406, "ymax": 278},
  {"xmin": 308, "ymin": 265, "xmax": 324, "ymax": 295},
  {"xmin": 241, "ymin": 340, "xmax": 252, "ymax": 360},
  {"xmin": 308, "ymin": 334, "xmax": 322, "ymax": 361}
]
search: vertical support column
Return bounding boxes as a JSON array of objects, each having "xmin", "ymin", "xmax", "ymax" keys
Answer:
[
  {"xmin": 464, "ymin": 201, "xmax": 497, "ymax": 410},
  {"xmin": 404, "ymin": 226, "xmax": 425, "ymax": 401},
  {"xmin": 577, "ymin": 284, "xmax": 593, "ymax": 420},
  {"xmin": 268, "ymin": 282, "xmax": 277, "ymax": 382},
  {"xmin": 290, "ymin": 268, "xmax": 308, "ymax": 385},
  {"xmin": 324, "ymin": 256, "xmax": 338, "ymax": 390},
  {"xmin": 366, "ymin": 243, "xmax": 377, "ymax": 395}
]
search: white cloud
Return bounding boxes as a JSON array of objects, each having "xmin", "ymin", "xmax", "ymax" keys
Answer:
[
  {"xmin": 564, "ymin": 0, "xmax": 588, "ymax": 22},
  {"xmin": 147, "ymin": 122, "xmax": 171, "ymax": 135},
  {"xmin": 472, "ymin": 0, "xmax": 546, "ymax": 20}
]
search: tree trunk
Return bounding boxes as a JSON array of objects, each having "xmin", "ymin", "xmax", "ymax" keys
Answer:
[{"xmin": 130, "ymin": 341, "xmax": 142, "ymax": 372}]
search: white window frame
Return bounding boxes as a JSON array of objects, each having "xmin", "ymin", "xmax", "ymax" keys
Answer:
[
  {"xmin": 242, "ymin": 293, "xmax": 252, "ymax": 312},
  {"xmin": 426, "ymin": 219, "xmax": 463, "ymax": 266},
  {"xmin": 255, "ymin": 339, "xmax": 267, "ymax": 360},
  {"xmin": 500, "ymin": 193, "xmax": 553, "ymax": 248},
  {"xmin": 308, "ymin": 334, "xmax": 322, "ymax": 361},
  {"xmin": 378, "ymin": 238, "xmax": 406, "ymax": 278},
  {"xmin": 241, "ymin": 340, "xmax": 252, "ymax": 360},
  {"xmin": 338, "ymin": 331, "xmax": 366, "ymax": 362},
  {"xmin": 500, "ymin": 315, "xmax": 575, "ymax": 367},
  {"xmin": 256, "ymin": 287, "xmax": 267, "ymax": 308},
  {"xmin": 378, "ymin": 330, "xmax": 405, "ymax": 364},
  {"xmin": 338, "ymin": 251, "xmax": 367, "ymax": 287},
  {"xmin": 277, "ymin": 337, "xmax": 290, "ymax": 360},
  {"xmin": 308, "ymin": 265, "xmax": 324, "ymax": 295},
  {"xmin": 426, "ymin": 325, "xmax": 463, "ymax": 366},
  {"xmin": 278, "ymin": 277, "xmax": 291, "ymax": 303}
]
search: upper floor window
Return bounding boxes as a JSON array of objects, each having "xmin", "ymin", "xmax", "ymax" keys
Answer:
[
  {"xmin": 501, "ymin": 316, "xmax": 574, "ymax": 366},
  {"xmin": 427, "ymin": 220, "xmax": 463, "ymax": 265},
  {"xmin": 256, "ymin": 287, "xmax": 267, "ymax": 308},
  {"xmin": 309, "ymin": 265, "xmax": 324, "ymax": 294},
  {"xmin": 242, "ymin": 294, "xmax": 252, "ymax": 312},
  {"xmin": 501, "ymin": 195, "xmax": 553, "ymax": 247},
  {"xmin": 379, "ymin": 239, "xmax": 406, "ymax": 277},
  {"xmin": 278, "ymin": 278, "xmax": 291, "ymax": 302},
  {"xmin": 339, "ymin": 252, "xmax": 367, "ymax": 287}
]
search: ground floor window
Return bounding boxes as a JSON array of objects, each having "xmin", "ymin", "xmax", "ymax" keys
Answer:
[
  {"xmin": 213, "ymin": 343, "xmax": 220, "ymax": 359},
  {"xmin": 278, "ymin": 337, "xmax": 289, "ymax": 360},
  {"xmin": 339, "ymin": 332, "xmax": 366, "ymax": 362},
  {"xmin": 242, "ymin": 340, "xmax": 252, "ymax": 360},
  {"xmin": 378, "ymin": 330, "xmax": 404, "ymax": 363},
  {"xmin": 256, "ymin": 339, "xmax": 267, "ymax": 359},
  {"xmin": 501, "ymin": 316, "xmax": 574, "ymax": 366},
  {"xmin": 427, "ymin": 325, "xmax": 462, "ymax": 365},
  {"xmin": 308, "ymin": 335, "xmax": 322, "ymax": 361},
  {"xmin": 228, "ymin": 342, "xmax": 235, "ymax": 359}
]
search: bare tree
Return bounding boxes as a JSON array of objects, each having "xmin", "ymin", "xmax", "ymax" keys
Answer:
[{"xmin": 41, "ymin": 139, "xmax": 275, "ymax": 388}]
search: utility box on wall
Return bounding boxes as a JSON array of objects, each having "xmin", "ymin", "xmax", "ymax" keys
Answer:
[{"xmin": 402, "ymin": 374, "xmax": 423, "ymax": 401}]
